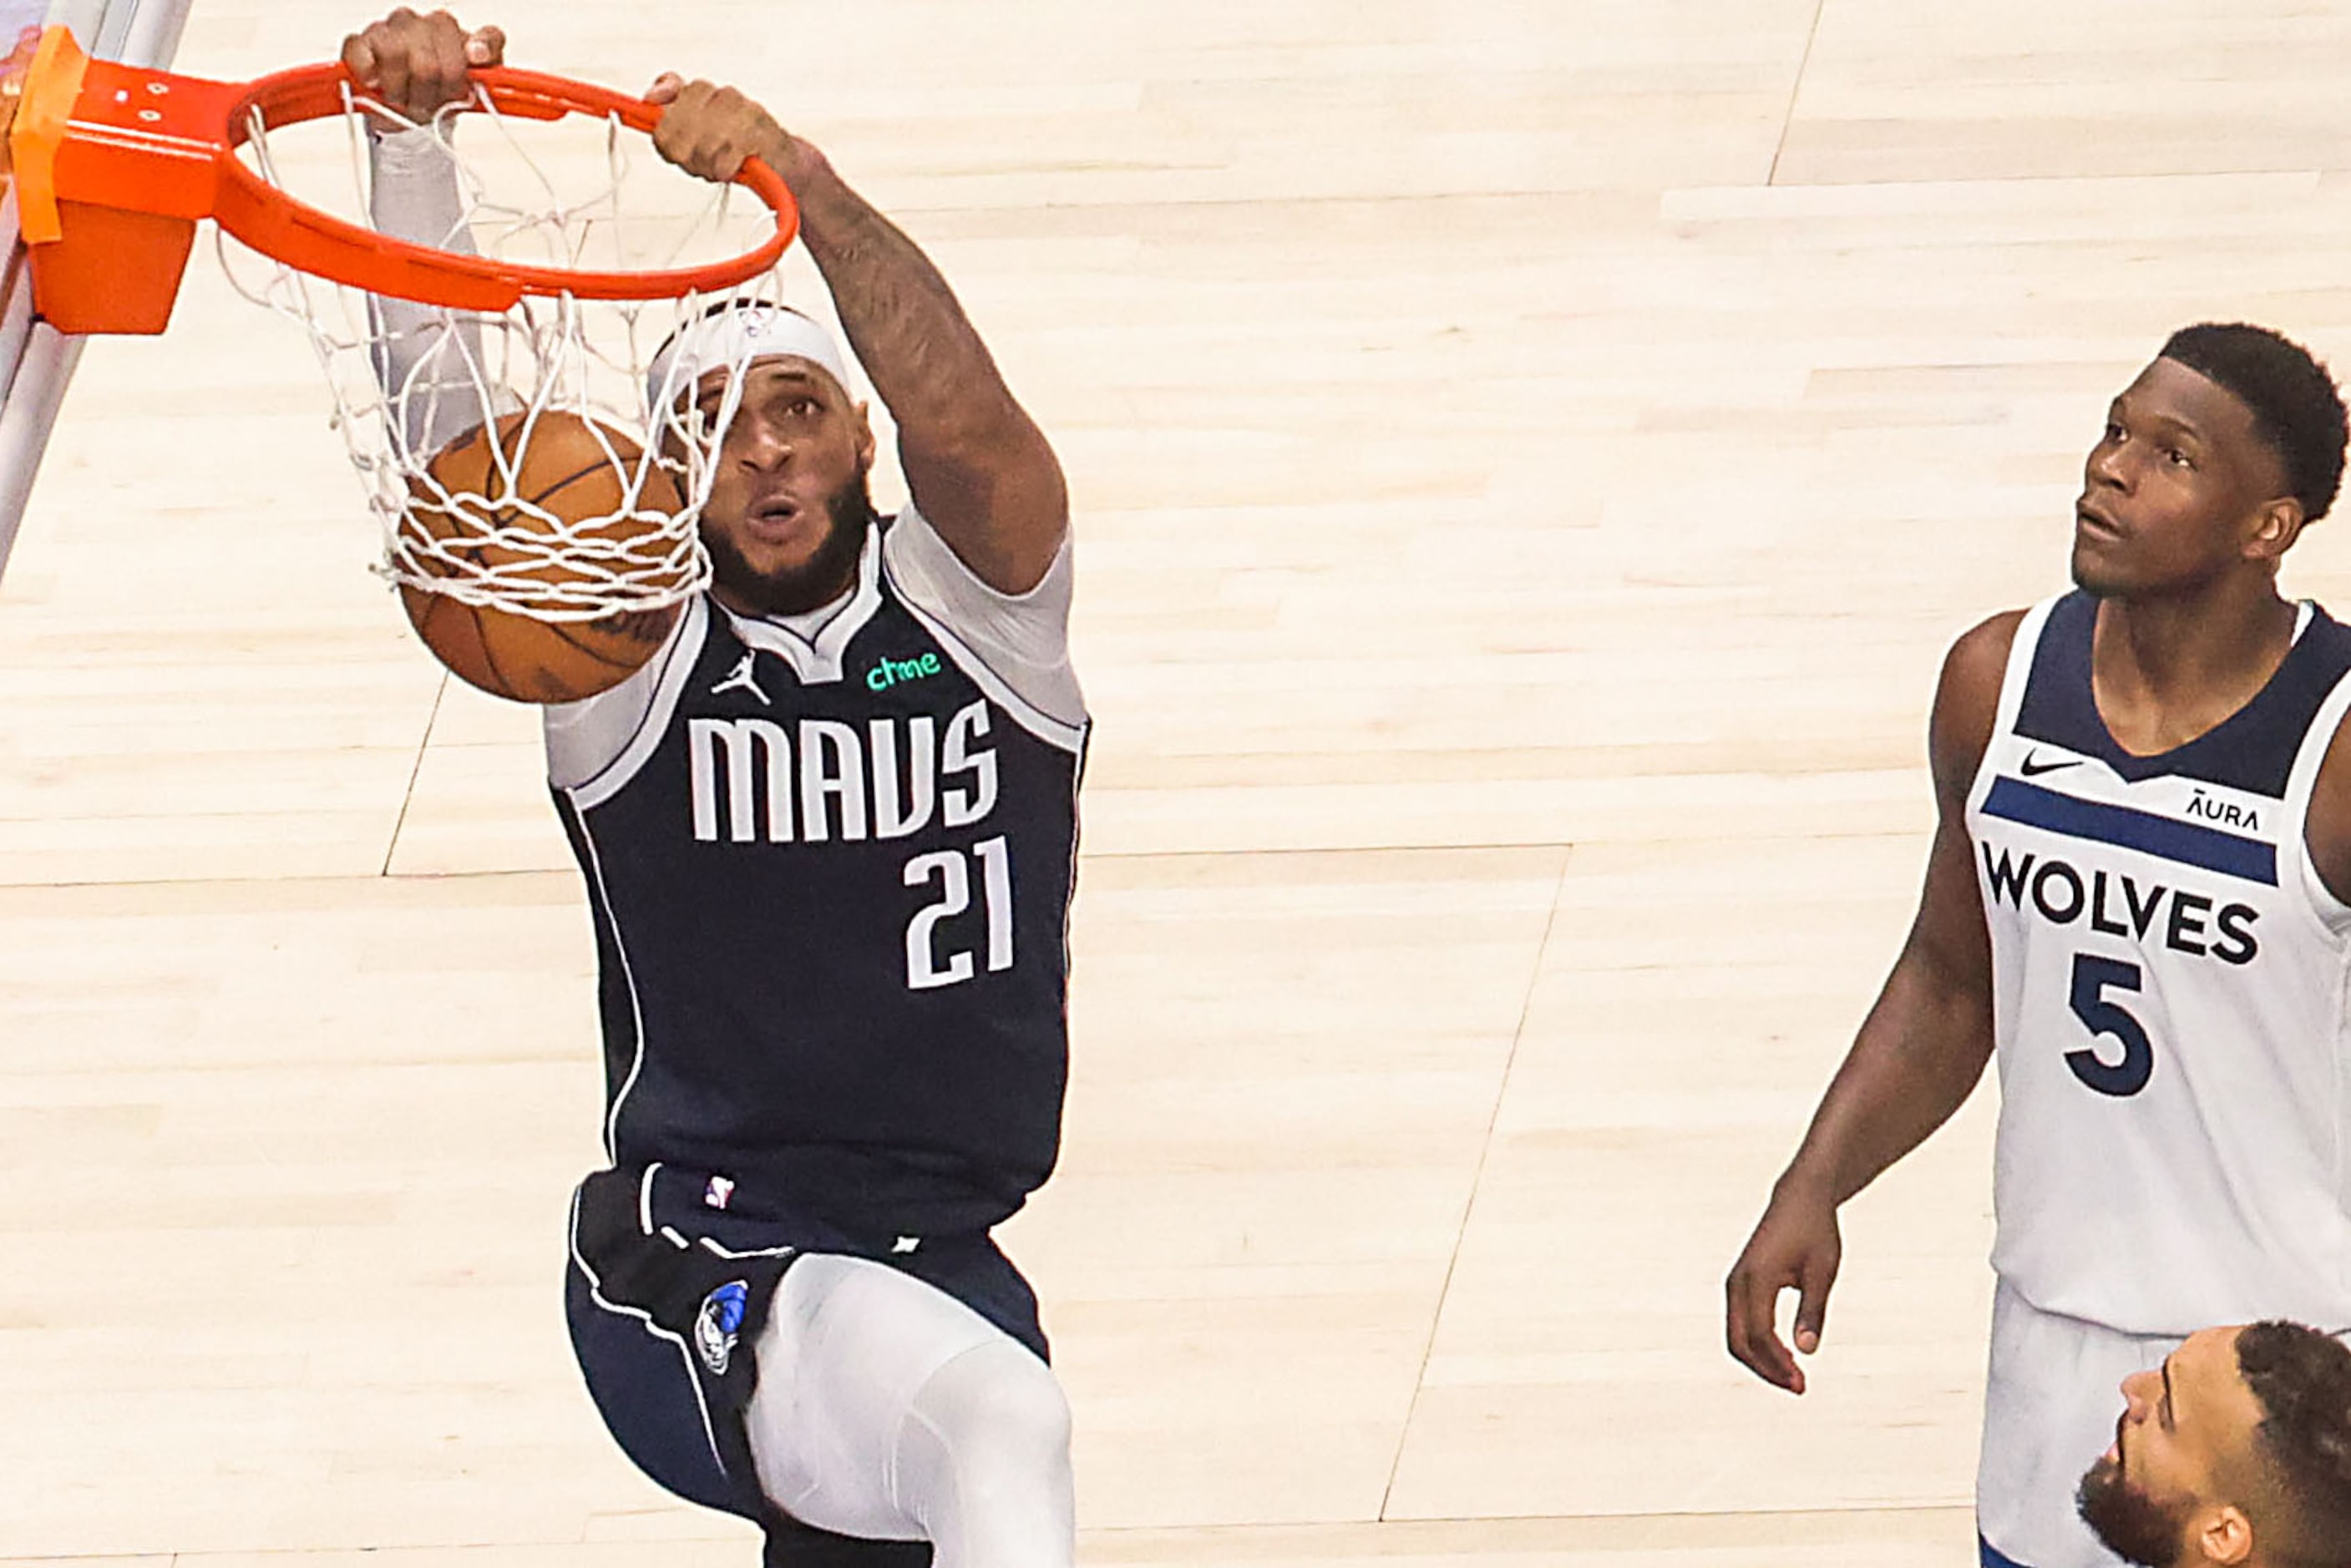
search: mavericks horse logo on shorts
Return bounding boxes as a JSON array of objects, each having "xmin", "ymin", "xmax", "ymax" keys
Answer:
[{"xmin": 695, "ymin": 1280, "xmax": 751, "ymax": 1375}]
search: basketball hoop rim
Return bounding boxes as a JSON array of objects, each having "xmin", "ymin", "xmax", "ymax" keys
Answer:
[
  {"xmin": 8, "ymin": 29, "xmax": 799, "ymax": 315},
  {"xmin": 216, "ymin": 63, "xmax": 799, "ymax": 308}
]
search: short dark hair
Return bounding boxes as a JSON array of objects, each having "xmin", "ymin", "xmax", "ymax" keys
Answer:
[
  {"xmin": 2237, "ymin": 1319, "xmax": 2351, "ymax": 1567},
  {"xmin": 2160, "ymin": 322, "xmax": 2348, "ymax": 524}
]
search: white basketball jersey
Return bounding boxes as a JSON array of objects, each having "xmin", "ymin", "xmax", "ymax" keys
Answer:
[{"xmin": 1969, "ymin": 590, "xmax": 2351, "ymax": 1335}]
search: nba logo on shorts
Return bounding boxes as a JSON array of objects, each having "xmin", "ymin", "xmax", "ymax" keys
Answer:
[{"xmin": 695, "ymin": 1281, "xmax": 750, "ymax": 1375}]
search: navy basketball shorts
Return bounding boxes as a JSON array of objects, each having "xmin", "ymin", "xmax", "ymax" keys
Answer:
[{"xmin": 564, "ymin": 1162, "xmax": 1050, "ymax": 1532}]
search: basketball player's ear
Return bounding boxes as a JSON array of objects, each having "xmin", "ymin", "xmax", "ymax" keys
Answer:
[
  {"xmin": 2191, "ymin": 1502, "xmax": 2253, "ymax": 1565},
  {"xmin": 2245, "ymin": 495, "xmax": 2307, "ymax": 565},
  {"xmin": 854, "ymin": 401, "xmax": 876, "ymax": 473}
]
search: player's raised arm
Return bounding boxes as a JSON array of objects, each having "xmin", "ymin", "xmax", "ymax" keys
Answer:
[
  {"xmin": 643, "ymin": 73, "xmax": 1067, "ymax": 594},
  {"xmin": 1723, "ymin": 612, "xmax": 2014, "ymax": 1394},
  {"xmin": 343, "ymin": 10, "xmax": 506, "ymax": 456}
]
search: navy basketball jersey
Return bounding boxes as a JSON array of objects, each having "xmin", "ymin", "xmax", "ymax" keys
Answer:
[
  {"xmin": 550, "ymin": 520, "xmax": 1087, "ymax": 1237},
  {"xmin": 1969, "ymin": 590, "xmax": 2351, "ymax": 1334}
]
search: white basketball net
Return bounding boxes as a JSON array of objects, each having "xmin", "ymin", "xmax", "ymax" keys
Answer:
[{"xmin": 219, "ymin": 81, "xmax": 785, "ymax": 622}]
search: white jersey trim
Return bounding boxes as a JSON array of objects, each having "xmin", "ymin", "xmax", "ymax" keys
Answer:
[
  {"xmin": 553, "ymin": 596, "xmax": 711, "ymax": 806},
  {"xmin": 2283, "ymin": 648, "xmax": 2351, "ymax": 940},
  {"xmin": 1988, "ymin": 597, "xmax": 2061, "ymax": 761},
  {"xmin": 567, "ymin": 1182, "xmax": 729, "ymax": 1475},
  {"xmin": 639, "ymin": 1163, "xmax": 662, "ymax": 1234},
  {"xmin": 573, "ymin": 812, "xmax": 651, "ymax": 1161},
  {"xmin": 884, "ymin": 503, "xmax": 1084, "ymax": 734},
  {"xmin": 886, "ymin": 559, "xmax": 1087, "ymax": 756},
  {"xmin": 722, "ymin": 527, "xmax": 887, "ymax": 685}
]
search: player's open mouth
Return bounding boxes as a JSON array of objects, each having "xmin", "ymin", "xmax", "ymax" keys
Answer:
[
  {"xmin": 2076, "ymin": 498, "xmax": 2124, "ymax": 540},
  {"xmin": 745, "ymin": 499, "xmax": 805, "ymax": 540}
]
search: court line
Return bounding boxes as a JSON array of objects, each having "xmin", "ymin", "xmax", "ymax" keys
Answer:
[
  {"xmin": 1767, "ymin": 0, "xmax": 1829, "ymax": 188},
  {"xmin": 1376, "ymin": 842, "xmax": 1574, "ymax": 1520},
  {"xmin": 1088, "ymin": 1500, "xmax": 1976, "ymax": 1555},
  {"xmin": 0, "ymin": 828, "xmax": 1953, "ymax": 896},
  {"xmin": 378, "ymin": 670, "xmax": 448, "ymax": 878}
]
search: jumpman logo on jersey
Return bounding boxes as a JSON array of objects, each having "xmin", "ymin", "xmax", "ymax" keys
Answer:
[{"xmin": 711, "ymin": 653, "xmax": 770, "ymax": 706}]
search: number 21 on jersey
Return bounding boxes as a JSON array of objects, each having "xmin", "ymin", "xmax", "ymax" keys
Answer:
[{"xmin": 904, "ymin": 837, "xmax": 1013, "ymax": 989}]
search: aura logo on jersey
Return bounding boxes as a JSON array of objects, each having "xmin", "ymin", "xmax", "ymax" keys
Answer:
[
  {"xmin": 2184, "ymin": 787, "xmax": 2262, "ymax": 832},
  {"xmin": 1980, "ymin": 844, "xmax": 2259, "ymax": 965},
  {"xmin": 687, "ymin": 698, "xmax": 998, "ymax": 843}
]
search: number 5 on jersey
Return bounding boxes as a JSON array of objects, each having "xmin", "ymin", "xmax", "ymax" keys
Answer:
[
  {"xmin": 904, "ymin": 837, "xmax": 1013, "ymax": 989},
  {"xmin": 2068, "ymin": 952, "xmax": 2154, "ymax": 1097}
]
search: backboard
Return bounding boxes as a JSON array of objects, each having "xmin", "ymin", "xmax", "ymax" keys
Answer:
[{"xmin": 0, "ymin": 0, "xmax": 194, "ymax": 586}]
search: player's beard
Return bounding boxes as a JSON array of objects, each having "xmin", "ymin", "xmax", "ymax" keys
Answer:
[
  {"xmin": 2075, "ymin": 1455, "xmax": 2193, "ymax": 1567},
  {"xmin": 703, "ymin": 473, "xmax": 876, "ymax": 618}
]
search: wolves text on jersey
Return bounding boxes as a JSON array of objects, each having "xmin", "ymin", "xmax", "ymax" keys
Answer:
[{"xmin": 1981, "ymin": 843, "xmax": 2259, "ymax": 965}]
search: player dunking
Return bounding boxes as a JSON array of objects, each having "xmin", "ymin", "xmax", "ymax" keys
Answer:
[
  {"xmin": 347, "ymin": 13, "xmax": 1084, "ymax": 1565},
  {"xmin": 1725, "ymin": 325, "xmax": 2351, "ymax": 1568}
]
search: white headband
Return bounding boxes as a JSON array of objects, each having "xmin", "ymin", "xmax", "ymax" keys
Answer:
[{"xmin": 646, "ymin": 305, "xmax": 854, "ymax": 415}]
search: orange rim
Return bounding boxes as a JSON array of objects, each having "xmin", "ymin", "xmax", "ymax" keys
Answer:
[{"xmin": 210, "ymin": 63, "xmax": 798, "ymax": 309}]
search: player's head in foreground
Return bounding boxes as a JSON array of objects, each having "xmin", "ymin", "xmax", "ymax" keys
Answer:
[
  {"xmin": 649, "ymin": 300, "xmax": 877, "ymax": 617},
  {"xmin": 2076, "ymin": 1320, "xmax": 2351, "ymax": 1567},
  {"xmin": 2075, "ymin": 323, "xmax": 2348, "ymax": 601}
]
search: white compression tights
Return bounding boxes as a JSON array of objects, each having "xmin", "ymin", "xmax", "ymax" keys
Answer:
[{"xmin": 744, "ymin": 1252, "xmax": 1076, "ymax": 1568}]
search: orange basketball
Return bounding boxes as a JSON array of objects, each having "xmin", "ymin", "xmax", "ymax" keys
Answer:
[{"xmin": 399, "ymin": 412, "xmax": 687, "ymax": 703}]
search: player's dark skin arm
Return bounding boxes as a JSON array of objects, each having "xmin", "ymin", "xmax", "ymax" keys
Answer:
[
  {"xmin": 646, "ymin": 77, "xmax": 1068, "ymax": 596},
  {"xmin": 1724, "ymin": 611, "xmax": 2016, "ymax": 1394},
  {"xmin": 2303, "ymin": 724, "xmax": 2351, "ymax": 902}
]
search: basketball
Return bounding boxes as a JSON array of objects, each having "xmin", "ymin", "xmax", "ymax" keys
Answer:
[{"xmin": 398, "ymin": 412, "xmax": 687, "ymax": 703}]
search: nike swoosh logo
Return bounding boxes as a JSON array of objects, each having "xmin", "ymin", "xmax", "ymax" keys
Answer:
[{"xmin": 2020, "ymin": 752, "xmax": 2082, "ymax": 777}]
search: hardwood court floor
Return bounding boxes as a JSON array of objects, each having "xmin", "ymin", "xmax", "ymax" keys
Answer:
[{"xmin": 9, "ymin": 1, "xmax": 2351, "ymax": 1561}]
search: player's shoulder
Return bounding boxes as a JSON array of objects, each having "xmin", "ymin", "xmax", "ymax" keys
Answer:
[
  {"xmin": 1935, "ymin": 608, "xmax": 2030, "ymax": 730},
  {"xmin": 1928, "ymin": 608, "xmax": 2032, "ymax": 800},
  {"xmin": 878, "ymin": 503, "xmax": 1086, "ymax": 739},
  {"xmin": 2299, "ymin": 603, "xmax": 2351, "ymax": 902},
  {"xmin": 2304, "ymin": 596, "xmax": 2351, "ymax": 772},
  {"xmin": 543, "ymin": 596, "xmax": 707, "ymax": 792},
  {"xmin": 1943, "ymin": 608, "xmax": 2029, "ymax": 690},
  {"xmin": 882, "ymin": 504, "xmax": 1069, "ymax": 604}
]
